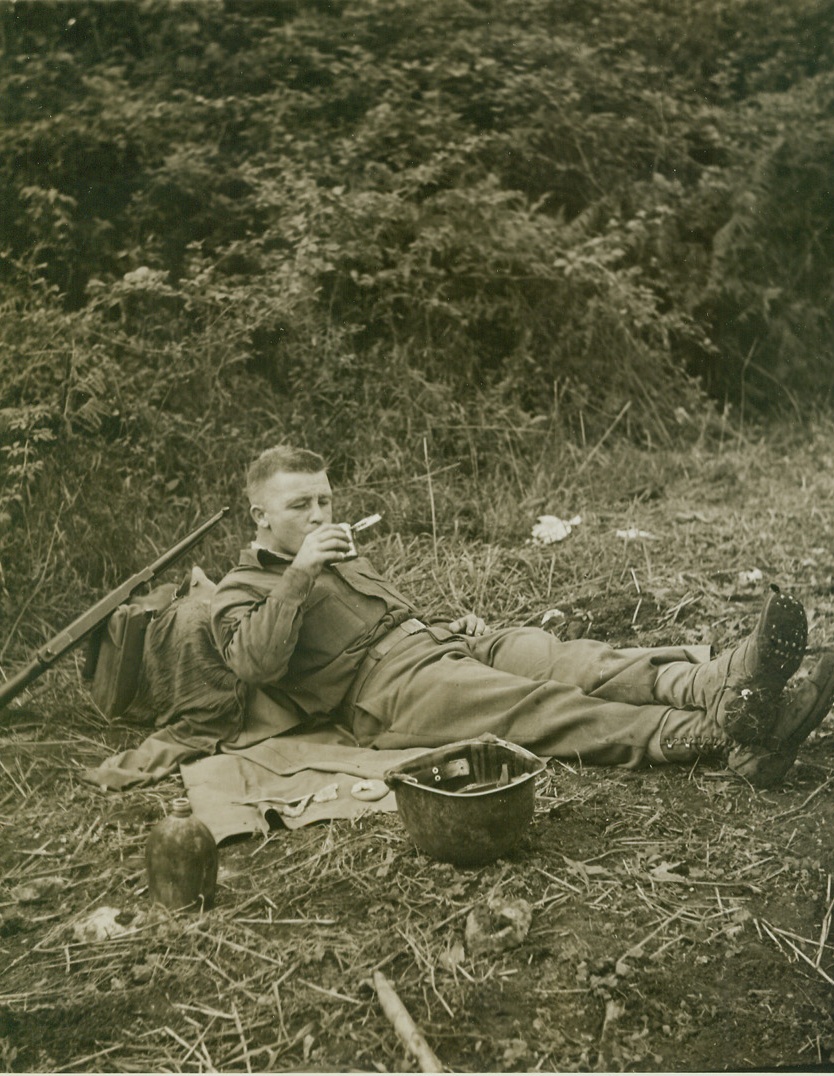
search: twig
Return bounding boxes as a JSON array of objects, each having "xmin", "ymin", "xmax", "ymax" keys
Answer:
[
  {"xmin": 575, "ymin": 401, "xmax": 631, "ymax": 476},
  {"xmin": 299, "ymin": 978, "xmax": 362, "ymax": 1005},
  {"xmin": 531, "ymin": 864, "xmax": 584, "ymax": 895},
  {"xmin": 0, "ymin": 511, "xmax": 63, "ymax": 664},
  {"xmin": 423, "ymin": 436, "xmax": 439, "ymax": 568},
  {"xmin": 393, "ymin": 924, "xmax": 455, "ymax": 1019},
  {"xmin": 174, "ymin": 1001, "xmax": 237, "ymax": 1022},
  {"xmin": 163, "ymin": 1024, "xmax": 195, "ymax": 1061},
  {"xmin": 235, "ymin": 917, "xmax": 336, "ymax": 925},
  {"xmin": 618, "ymin": 909, "xmax": 683, "ymax": 965},
  {"xmin": 231, "ymin": 1002, "xmax": 253, "ymax": 1075},
  {"xmin": 177, "ymin": 1015, "xmax": 218, "ymax": 1069},
  {"xmin": 817, "ymin": 875, "xmax": 834, "ymax": 969},
  {"xmin": 769, "ymin": 775, "xmax": 834, "ymax": 821},
  {"xmin": 272, "ymin": 981, "xmax": 289, "ymax": 1045},
  {"xmin": 660, "ymin": 593, "xmax": 700, "ymax": 624},
  {"xmin": 596, "ymin": 998, "xmax": 624, "ymax": 1071},
  {"xmin": 340, "ymin": 461, "xmax": 460, "ymax": 493},
  {"xmin": 192, "ymin": 927, "xmax": 285, "ymax": 968},
  {"xmin": 760, "ymin": 919, "xmax": 834, "ymax": 986},
  {"xmin": 373, "ymin": 970, "xmax": 444, "ymax": 1073},
  {"xmin": 62, "ymin": 1042, "xmax": 125, "ymax": 1071},
  {"xmin": 0, "ymin": 755, "xmax": 30, "ymax": 798}
]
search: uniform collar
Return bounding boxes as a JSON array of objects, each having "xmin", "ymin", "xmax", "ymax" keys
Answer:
[{"xmin": 240, "ymin": 543, "xmax": 294, "ymax": 567}]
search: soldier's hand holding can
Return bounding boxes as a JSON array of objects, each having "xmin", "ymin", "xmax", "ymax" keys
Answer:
[{"xmin": 293, "ymin": 524, "xmax": 354, "ymax": 575}]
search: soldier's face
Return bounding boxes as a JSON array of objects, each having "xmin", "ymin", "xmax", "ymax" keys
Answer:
[{"xmin": 250, "ymin": 470, "xmax": 333, "ymax": 556}]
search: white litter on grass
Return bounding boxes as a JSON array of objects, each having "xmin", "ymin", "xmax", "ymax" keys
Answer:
[
  {"xmin": 531, "ymin": 515, "xmax": 582, "ymax": 545},
  {"xmin": 615, "ymin": 527, "xmax": 659, "ymax": 541},
  {"xmin": 737, "ymin": 568, "xmax": 764, "ymax": 587},
  {"xmin": 541, "ymin": 609, "xmax": 566, "ymax": 627},
  {"xmin": 73, "ymin": 906, "xmax": 146, "ymax": 944}
]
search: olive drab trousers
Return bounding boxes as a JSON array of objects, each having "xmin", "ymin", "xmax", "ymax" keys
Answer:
[{"xmin": 347, "ymin": 627, "xmax": 712, "ymax": 768}]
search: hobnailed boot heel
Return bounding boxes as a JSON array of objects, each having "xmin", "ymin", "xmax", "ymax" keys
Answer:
[{"xmin": 653, "ymin": 584, "xmax": 807, "ymax": 744}]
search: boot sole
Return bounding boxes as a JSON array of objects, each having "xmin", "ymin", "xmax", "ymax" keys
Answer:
[
  {"xmin": 722, "ymin": 587, "xmax": 807, "ymax": 744},
  {"xmin": 756, "ymin": 586, "xmax": 808, "ymax": 685}
]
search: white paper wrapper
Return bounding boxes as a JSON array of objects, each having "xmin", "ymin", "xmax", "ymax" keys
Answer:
[{"xmin": 531, "ymin": 514, "xmax": 582, "ymax": 545}]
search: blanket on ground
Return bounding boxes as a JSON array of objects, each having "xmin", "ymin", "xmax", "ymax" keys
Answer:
[{"xmin": 181, "ymin": 725, "xmax": 427, "ymax": 843}]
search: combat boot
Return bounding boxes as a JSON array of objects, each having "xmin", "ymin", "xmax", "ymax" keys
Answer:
[
  {"xmin": 653, "ymin": 585, "xmax": 806, "ymax": 744},
  {"xmin": 729, "ymin": 651, "xmax": 834, "ymax": 788},
  {"xmin": 647, "ymin": 707, "xmax": 734, "ymax": 764}
]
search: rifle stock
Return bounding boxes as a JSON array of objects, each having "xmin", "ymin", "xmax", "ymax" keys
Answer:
[{"xmin": 0, "ymin": 507, "xmax": 229, "ymax": 711}]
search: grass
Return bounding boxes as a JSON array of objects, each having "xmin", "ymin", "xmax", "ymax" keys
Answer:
[{"xmin": 3, "ymin": 415, "xmax": 834, "ymax": 1071}]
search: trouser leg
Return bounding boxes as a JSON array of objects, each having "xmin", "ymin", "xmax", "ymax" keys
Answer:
[
  {"xmin": 352, "ymin": 634, "xmax": 677, "ymax": 767},
  {"xmin": 467, "ymin": 629, "xmax": 738, "ymax": 763},
  {"xmin": 461, "ymin": 627, "xmax": 711, "ymax": 704}
]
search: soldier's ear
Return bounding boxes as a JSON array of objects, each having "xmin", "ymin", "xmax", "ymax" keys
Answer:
[{"xmin": 250, "ymin": 504, "xmax": 268, "ymax": 528}]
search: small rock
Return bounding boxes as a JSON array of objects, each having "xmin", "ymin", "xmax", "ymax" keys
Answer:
[
  {"xmin": 12, "ymin": 876, "xmax": 68, "ymax": 904},
  {"xmin": 438, "ymin": 939, "xmax": 466, "ymax": 971},
  {"xmin": 131, "ymin": 963, "xmax": 154, "ymax": 985},
  {"xmin": 502, "ymin": 1039, "xmax": 529, "ymax": 1067},
  {"xmin": 465, "ymin": 896, "xmax": 533, "ymax": 956}
]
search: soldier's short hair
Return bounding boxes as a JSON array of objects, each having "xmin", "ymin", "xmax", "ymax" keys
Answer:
[{"xmin": 246, "ymin": 446, "xmax": 328, "ymax": 503}]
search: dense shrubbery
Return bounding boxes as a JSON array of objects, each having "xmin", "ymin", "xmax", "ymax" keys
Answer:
[{"xmin": 1, "ymin": 0, "xmax": 833, "ymax": 656}]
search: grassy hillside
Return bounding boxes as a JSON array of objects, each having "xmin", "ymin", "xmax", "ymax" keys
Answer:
[{"xmin": 1, "ymin": 0, "xmax": 833, "ymax": 662}]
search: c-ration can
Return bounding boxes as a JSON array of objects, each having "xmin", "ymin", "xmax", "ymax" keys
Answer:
[{"xmin": 337, "ymin": 522, "xmax": 359, "ymax": 560}]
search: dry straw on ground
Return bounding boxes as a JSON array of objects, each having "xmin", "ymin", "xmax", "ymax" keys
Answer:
[{"xmin": 4, "ymin": 420, "xmax": 834, "ymax": 1071}]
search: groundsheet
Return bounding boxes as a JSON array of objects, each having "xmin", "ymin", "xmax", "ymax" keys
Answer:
[{"xmin": 180, "ymin": 726, "xmax": 427, "ymax": 843}]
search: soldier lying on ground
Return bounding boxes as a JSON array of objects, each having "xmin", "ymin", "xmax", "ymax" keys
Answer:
[{"xmin": 209, "ymin": 445, "xmax": 834, "ymax": 789}]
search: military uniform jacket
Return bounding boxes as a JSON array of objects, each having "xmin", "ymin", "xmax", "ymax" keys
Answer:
[{"xmin": 210, "ymin": 546, "xmax": 419, "ymax": 717}]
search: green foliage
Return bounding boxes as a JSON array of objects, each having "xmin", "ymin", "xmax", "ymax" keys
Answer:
[
  {"xmin": 690, "ymin": 74, "xmax": 834, "ymax": 408},
  {"xmin": 0, "ymin": 0, "xmax": 832, "ymax": 656}
]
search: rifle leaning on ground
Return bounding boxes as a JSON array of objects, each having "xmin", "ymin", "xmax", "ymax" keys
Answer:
[{"xmin": 0, "ymin": 507, "xmax": 229, "ymax": 711}]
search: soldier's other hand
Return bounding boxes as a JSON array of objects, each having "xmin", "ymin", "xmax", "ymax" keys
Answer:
[{"xmin": 448, "ymin": 613, "xmax": 488, "ymax": 636}]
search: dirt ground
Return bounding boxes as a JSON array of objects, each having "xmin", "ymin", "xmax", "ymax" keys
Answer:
[{"xmin": 4, "ymin": 427, "xmax": 834, "ymax": 1073}]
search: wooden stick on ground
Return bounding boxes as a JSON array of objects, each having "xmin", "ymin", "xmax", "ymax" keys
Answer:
[{"xmin": 373, "ymin": 970, "xmax": 443, "ymax": 1073}]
